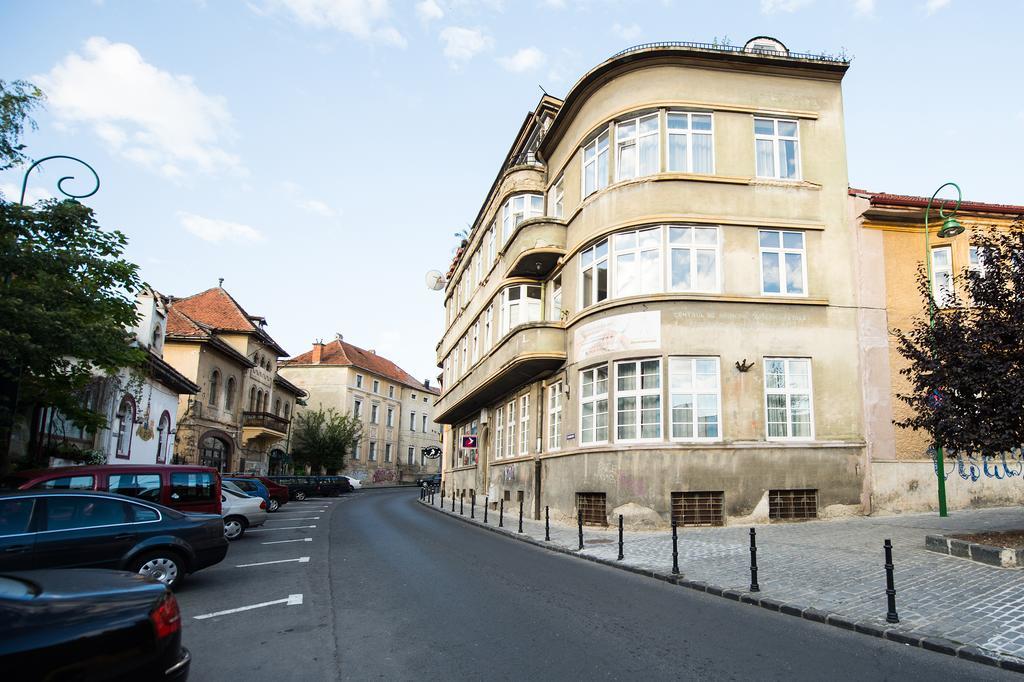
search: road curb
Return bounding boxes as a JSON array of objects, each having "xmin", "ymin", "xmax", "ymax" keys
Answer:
[{"xmin": 418, "ymin": 498, "xmax": 1020, "ymax": 672}]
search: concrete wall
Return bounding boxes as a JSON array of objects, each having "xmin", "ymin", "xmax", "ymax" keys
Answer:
[{"xmin": 871, "ymin": 459, "xmax": 1024, "ymax": 514}]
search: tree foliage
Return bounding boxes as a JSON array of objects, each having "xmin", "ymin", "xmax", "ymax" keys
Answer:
[
  {"xmin": 894, "ymin": 221, "xmax": 1024, "ymax": 456},
  {"xmin": 291, "ymin": 406, "xmax": 362, "ymax": 474},
  {"xmin": 0, "ymin": 79, "xmax": 44, "ymax": 171}
]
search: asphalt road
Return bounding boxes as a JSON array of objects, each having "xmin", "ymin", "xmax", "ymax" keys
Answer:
[{"xmin": 176, "ymin": 488, "xmax": 1017, "ymax": 681}]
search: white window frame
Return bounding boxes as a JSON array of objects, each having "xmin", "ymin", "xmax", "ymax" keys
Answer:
[
  {"xmin": 505, "ymin": 400, "xmax": 516, "ymax": 458},
  {"xmin": 461, "ymin": 336, "xmax": 468, "ymax": 375},
  {"xmin": 408, "ymin": 446, "xmax": 415, "ymax": 465},
  {"xmin": 932, "ymin": 246, "xmax": 954, "ymax": 307},
  {"xmin": 384, "ymin": 443, "xmax": 392, "ymax": 463},
  {"xmin": 494, "ymin": 402, "xmax": 504, "ymax": 460},
  {"xmin": 549, "ymin": 176, "xmax": 564, "ymax": 219},
  {"xmin": 474, "ymin": 252, "xmax": 483, "ymax": 287},
  {"xmin": 386, "ymin": 406, "xmax": 394, "ymax": 428},
  {"xmin": 410, "ymin": 411, "xmax": 417, "ymax": 432},
  {"xmin": 614, "ymin": 358, "xmax": 662, "ymax": 442},
  {"xmin": 484, "ymin": 305, "xmax": 493, "ymax": 350},
  {"xmin": 754, "ymin": 117, "xmax": 801, "ymax": 180},
  {"xmin": 368, "ymin": 441, "xmax": 377, "ymax": 461},
  {"xmin": 372, "ymin": 379, "xmax": 380, "ymax": 394},
  {"xmin": 548, "ymin": 275, "xmax": 562, "ymax": 322},
  {"xmin": 388, "ymin": 385, "xmax": 395, "ymax": 399},
  {"xmin": 422, "ymin": 414, "xmax": 428, "ymax": 433},
  {"xmin": 500, "ymin": 284, "xmax": 542, "ymax": 335},
  {"xmin": 759, "ymin": 230, "xmax": 807, "ymax": 297},
  {"xmin": 519, "ymin": 394, "xmax": 530, "ymax": 456},
  {"xmin": 668, "ymin": 357, "xmax": 721, "ymax": 442},
  {"xmin": 487, "ymin": 223, "xmax": 496, "ymax": 265},
  {"xmin": 615, "ymin": 112, "xmax": 660, "ymax": 181},
  {"xmin": 612, "ymin": 228, "xmax": 662, "ymax": 298},
  {"xmin": 668, "ymin": 225, "xmax": 721, "ymax": 293},
  {"xmin": 355, "ymin": 374, "xmax": 363, "ymax": 389},
  {"xmin": 666, "ymin": 111, "xmax": 715, "ymax": 174},
  {"xmin": 353, "ymin": 399, "xmax": 363, "ymax": 419},
  {"xmin": 501, "ymin": 194, "xmax": 544, "ymax": 245},
  {"xmin": 579, "ymin": 239, "xmax": 609, "ymax": 309},
  {"xmin": 353, "ymin": 441, "xmax": 361, "ymax": 460},
  {"xmin": 547, "ymin": 381, "xmax": 562, "ymax": 451},
  {"xmin": 764, "ymin": 357, "xmax": 814, "ymax": 441},
  {"xmin": 471, "ymin": 321, "xmax": 480, "ymax": 365},
  {"xmin": 582, "ymin": 128, "xmax": 610, "ymax": 197},
  {"xmin": 579, "ymin": 364, "xmax": 609, "ymax": 445},
  {"xmin": 370, "ymin": 403, "xmax": 379, "ymax": 424}
]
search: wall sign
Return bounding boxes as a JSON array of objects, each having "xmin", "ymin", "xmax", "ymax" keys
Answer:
[
  {"xmin": 461, "ymin": 436, "xmax": 478, "ymax": 449},
  {"xmin": 574, "ymin": 310, "xmax": 661, "ymax": 362}
]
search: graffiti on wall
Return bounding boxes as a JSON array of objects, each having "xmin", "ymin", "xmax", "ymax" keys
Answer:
[
  {"xmin": 592, "ymin": 461, "xmax": 647, "ymax": 497},
  {"xmin": 372, "ymin": 468, "xmax": 397, "ymax": 483},
  {"xmin": 932, "ymin": 449, "xmax": 1024, "ymax": 482}
]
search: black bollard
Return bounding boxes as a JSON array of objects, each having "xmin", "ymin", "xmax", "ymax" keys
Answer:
[
  {"xmin": 671, "ymin": 522, "xmax": 680, "ymax": 575},
  {"xmin": 471, "ymin": 495, "xmax": 475, "ymax": 519},
  {"xmin": 749, "ymin": 528, "xmax": 760, "ymax": 592},
  {"xmin": 451, "ymin": 491, "xmax": 455, "ymax": 512},
  {"xmin": 884, "ymin": 539, "xmax": 899, "ymax": 624},
  {"xmin": 545, "ymin": 506, "xmax": 550, "ymax": 541},
  {"xmin": 460, "ymin": 494, "xmax": 464, "ymax": 516},
  {"xmin": 441, "ymin": 488, "xmax": 444, "ymax": 507},
  {"xmin": 518, "ymin": 498, "xmax": 524, "ymax": 533},
  {"xmin": 484, "ymin": 497, "xmax": 489, "ymax": 524},
  {"xmin": 618, "ymin": 514, "xmax": 624, "ymax": 561},
  {"xmin": 578, "ymin": 510, "xmax": 584, "ymax": 550},
  {"xmin": 499, "ymin": 499, "xmax": 504, "ymax": 528}
]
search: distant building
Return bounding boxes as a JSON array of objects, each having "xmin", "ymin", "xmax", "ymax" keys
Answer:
[
  {"xmin": 280, "ymin": 336, "xmax": 441, "ymax": 485},
  {"xmin": 163, "ymin": 287, "xmax": 304, "ymax": 474}
]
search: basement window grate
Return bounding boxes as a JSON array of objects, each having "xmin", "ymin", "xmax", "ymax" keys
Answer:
[
  {"xmin": 671, "ymin": 491, "xmax": 725, "ymax": 527},
  {"xmin": 769, "ymin": 489, "xmax": 818, "ymax": 520},
  {"xmin": 576, "ymin": 492, "xmax": 608, "ymax": 527}
]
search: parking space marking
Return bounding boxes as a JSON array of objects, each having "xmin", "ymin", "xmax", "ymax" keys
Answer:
[
  {"xmin": 236, "ymin": 556, "xmax": 310, "ymax": 568},
  {"xmin": 193, "ymin": 594, "xmax": 303, "ymax": 620},
  {"xmin": 266, "ymin": 516, "xmax": 320, "ymax": 521},
  {"xmin": 261, "ymin": 537, "xmax": 314, "ymax": 545},
  {"xmin": 247, "ymin": 525, "xmax": 317, "ymax": 532},
  {"xmin": 275, "ymin": 509, "xmax": 326, "ymax": 514}
]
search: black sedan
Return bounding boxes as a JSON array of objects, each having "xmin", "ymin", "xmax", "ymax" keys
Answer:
[
  {"xmin": 0, "ymin": 490, "xmax": 228, "ymax": 589},
  {"xmin": 0, "ymin": 568, "xmax": 190, "ymax": 680}
]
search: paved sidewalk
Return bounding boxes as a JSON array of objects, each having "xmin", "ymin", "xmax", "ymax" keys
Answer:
[{"xmin": 421, "ymin": 494, "xmax": 1024, "ymax": 666}]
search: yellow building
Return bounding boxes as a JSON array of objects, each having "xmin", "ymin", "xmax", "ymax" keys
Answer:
[
  {"xmin": 435, "ymin": 38, "xmax": 868, "ymax": 527},
  {"xmin": 852, "ymin": 189, "xmax": 1024, "ymax": 513}
]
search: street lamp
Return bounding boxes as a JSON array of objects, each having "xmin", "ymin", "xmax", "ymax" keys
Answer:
[{"xmin": 924, "ymin": 181, "xmax": 964, "ymax": 518}]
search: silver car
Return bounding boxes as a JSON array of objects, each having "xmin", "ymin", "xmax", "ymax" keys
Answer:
[{"xmin": 221, "ymin": 488, "xmax": 267, "ymax": 540}]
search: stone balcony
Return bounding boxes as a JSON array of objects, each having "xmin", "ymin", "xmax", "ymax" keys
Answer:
[
  {"xmin": 503, "ymin": 216, "xmax": 567, "ymax": 279},
  {"xmin": 436, "ymin": 322, "xmax": 566, "ymax": 425},
  {"xmin": 241, "ymin": 411, "xmax": 289, "ymax": 445}
]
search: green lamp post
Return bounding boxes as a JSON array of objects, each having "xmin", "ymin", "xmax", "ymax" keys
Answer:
[{"xmin": 923, "ymin": 182, "xmax": 964, "ymax": 518}]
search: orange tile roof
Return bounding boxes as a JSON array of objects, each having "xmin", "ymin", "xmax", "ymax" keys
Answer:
[
  {"xmin": 851, "ymin": 188, "xmax": 1024, "ymax": 216},
  {"xmin": 284, "ymin": 339, "xmax": 439, "ymax": 394},
  {"xmin": 165, "ymin": 307, "xmax": 209, "ymax": 338},
  {"xmin": 168, "ymin": 287, "xmax": 287, "ymax": 356}
]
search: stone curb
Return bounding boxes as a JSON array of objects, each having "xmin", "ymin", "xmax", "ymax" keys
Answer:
[
  {"xmin": 419, "ymin": 498, "xmax": 1024, "ymax": 673},
  {"xmin": 925, "ymin": 533, "xmax": 1024, "ymax": 569}
]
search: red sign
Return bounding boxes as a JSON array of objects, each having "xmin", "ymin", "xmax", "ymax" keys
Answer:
[{"xmin": 461, "ymin": 435, "xmax": 478, "ymax": 449}]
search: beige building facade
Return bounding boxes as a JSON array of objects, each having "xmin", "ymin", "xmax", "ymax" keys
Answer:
[
  {"xmin": 435, "ymin": 39, "xmax": 869, "ymax": 527},
  {"xmin": 280, "ymin": 337, "xmax": 440, "ymax": 485}
]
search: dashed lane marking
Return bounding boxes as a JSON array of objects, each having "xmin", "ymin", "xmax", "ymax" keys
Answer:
[
  {"xmin": 236, "ymin": 556, "xmax": 311, "ymax": 568},
  {"xmin": 193, "ymin": 594, "xmax": 303, "ymax": 620}
]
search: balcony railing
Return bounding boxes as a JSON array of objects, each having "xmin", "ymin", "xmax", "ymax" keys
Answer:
[{"xmin": 242, "ymin": 411, "xmax": 289, "ymax": 433}]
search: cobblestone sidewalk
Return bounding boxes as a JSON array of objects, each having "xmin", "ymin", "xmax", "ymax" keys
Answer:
[{"xmin": 421, "ymin": 494, "xmax": 1024, "ymax": 668}]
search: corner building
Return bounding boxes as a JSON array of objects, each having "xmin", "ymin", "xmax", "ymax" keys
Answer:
[{"xmin": 435, "ymin": 39, "xmax": 866, "ymax": 527}]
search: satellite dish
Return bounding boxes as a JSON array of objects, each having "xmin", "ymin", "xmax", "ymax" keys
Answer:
[{"xmin": 425, "ymin": 270, "xmax": 446, "ymax": 291}]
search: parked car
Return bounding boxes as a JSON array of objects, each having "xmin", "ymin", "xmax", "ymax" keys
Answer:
[
  {"xmin": 2, "ymin": 464, "xmax": 222, "ymax": 515},
  {"xmin": 341, "ymin": 475, "xmax": 362, "ymax": 490},
  {"xmin": 221, "ymin": 489, "xmax": 266, "ymax": 540},
  {"xmin": 223, "ymin": 474, "xmax": 289, "ymax": 512},
  {"xmin": 417, "ymin": 474, "xmax": 442, "ymax": 489},
  {"xmin": 316, "ymin": 476, "xmax": 353, "ymax": 496},
  {"xmin": 0, "ymin": 490, "xmax": 228, "ymax": 589},
  {"xmin": 0, "ymin": 569, "xmax": 190, "ymax": 680},
  {"xmin": 267, "ymin": 476, "xmax": 319, "ymax": 501},
  {"xmin": 223, "ymin": 477, "xmax": 272, "ymax": 509}
]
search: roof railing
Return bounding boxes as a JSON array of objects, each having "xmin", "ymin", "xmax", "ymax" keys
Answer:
[{"xmin": 610, "ymin": 41, "xmax": 848, "ymax": 64}]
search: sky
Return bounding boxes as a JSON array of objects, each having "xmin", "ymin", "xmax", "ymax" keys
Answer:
[{"xmin": 2, "ymin": 0, "xmax": 1023, "ymax": 383}]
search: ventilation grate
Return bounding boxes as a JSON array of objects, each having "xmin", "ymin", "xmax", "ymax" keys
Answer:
[
  {"xmin": 769, "ymin": 489, "xmax": 818, "ymax": 520},
  {"xmin": 671, "ymin": 491, "xmax": 724, "ymax": 527},
  {"xmin": 576, "ymin": 492, "xmax": 608, "ymax": 526}
]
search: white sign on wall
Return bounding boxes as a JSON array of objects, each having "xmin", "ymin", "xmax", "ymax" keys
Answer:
[{"xmin": 573, "ymin": 310, "xmax": 661, "ymax": 362}]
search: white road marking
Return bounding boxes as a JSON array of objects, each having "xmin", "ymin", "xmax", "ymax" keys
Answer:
[
  {"xmin": 236, "ymin": 556, "xmax": 311, "ymax": 568},
  {"xmin": 247, "ymin": 525, "xmax": 317, "ymax": 532},
  {"xmin": 275, "ymin": 509, "xmax": 327, "ymax": 514},
  {"xmin": 267, "ymin": 516, "xmax": 320, "ymax": 521},
  {"xmin": 261, "ymin": 537, "xmax": 313, "ymax": 545},
  {"xmin": 193, "ymin": 594, "xmax": 303, "ymax": 620}
]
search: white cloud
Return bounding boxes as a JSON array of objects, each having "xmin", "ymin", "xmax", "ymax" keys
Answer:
[
  {"xmin": 179, "ymin": 212, "xmax": 265, "ymax": 243},
  {"xmin": 298, "ymin": 198, "xmax": 339, "ymax": 217},
  {"xmin": 925, "ymin": 0, "xmax": 950, "ymax": 14},
  {"xmin": 852, "ymin": 0, "xmax": 874, "ymax": 15},
  {"xmin": 415, "ymin": 0, "xmax": 443, "ymax": 21},
  {"xmin": 262, "ymin": 0, "xmax": 406, "ymax": 46},
  {"xmin": 760, "ymin": 0, "xmax": 814, "ymax": 12},
  {"xmin": 499, "ymin": 46, "xmax": 545, "ymax": 73},
  {"xmin": 439, "ymin": 26, "xmax": 492, "ymax": 65},
  {"xmin": 612, "ymin": 22, "xmax": 642, "ymax": 40},
  {"xmin": 36, "ymin": 37, "xmax": 241, "ymax": 178},
  {"xmin": 0, "ymin": 183, "xmax": 53, "ymax": 204}
]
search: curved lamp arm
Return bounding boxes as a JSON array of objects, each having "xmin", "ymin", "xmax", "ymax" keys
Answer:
[
  {"xmin": 19, "ymin": 155, "xmax": 100, "ymax": 205},
  {"xmin": 924, "ymin": 181, "xmax": 963, "ymax": 323}
]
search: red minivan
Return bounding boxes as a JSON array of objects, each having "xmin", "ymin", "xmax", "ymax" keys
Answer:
[{"xmin": 1, "ymin": 464, "xmax": 222, "ymax": 515}]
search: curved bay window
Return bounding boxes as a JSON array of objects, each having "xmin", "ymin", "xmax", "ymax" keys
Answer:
[
  {"xmin": 115, "ymin": 395, "xmax": 136, "ymax": 459},
  {"xmin": 499, "ymin": 284, "xmax": 542, "ymax": 335},
  {"xmin": 155, "ymin": 411, "xmax": 171, "ymax": 463},
  {"xmin": 199, "ymin": 435, "xmax": 229, "ymax": 471}
]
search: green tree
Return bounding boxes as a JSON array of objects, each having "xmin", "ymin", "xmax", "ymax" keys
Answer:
[
  {"xmin": 291, "ymin": 407, "xmax": 362, "ymax": 474},
  {"xmin": 894, "ymin": 220, "xmax": 1024, "ymax": 457},
  {"xmin": 0, "ymin": 79, "xmax": 44, "ymax": 171}
]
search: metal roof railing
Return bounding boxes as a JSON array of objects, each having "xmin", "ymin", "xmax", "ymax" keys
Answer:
[{"xmin": 611, "ymin": 41, "xmax": 849, "ymax": 64}]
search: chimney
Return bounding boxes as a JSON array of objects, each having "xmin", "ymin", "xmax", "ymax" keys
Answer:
[
  {"xmin": 312, "ymin": 341, "xmax": 324, "ymax": 365},
  {"xmin": 423, "ymin": 379, "xmax": 431, "ymax": 389}
]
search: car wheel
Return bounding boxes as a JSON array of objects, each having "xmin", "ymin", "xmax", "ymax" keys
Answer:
[
  {"xmin": 224, "ymin": 516, "xmax": 247, "ymax": 540},
  {"xmin": 268, "ymin": 498, "xmax": 280, "ymax": 512},
  {"xmin": 133, "ymin": 550, "xmax": 185, "ymax": 589},
  {"xmin": 294, "ymin": 491, "xmax": 307, "ymax": 501}
]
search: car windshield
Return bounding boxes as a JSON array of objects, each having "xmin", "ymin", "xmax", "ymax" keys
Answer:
[{"xmin": 222, "ymin": 481, "xmax": 247, "ymax": 495}]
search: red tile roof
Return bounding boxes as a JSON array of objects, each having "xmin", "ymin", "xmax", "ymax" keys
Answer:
[
  {"xmin": 284, "ymin": 339, "xmax": 439, "ymax": 394},
  {"xmin": 165, "ymin": 307, "xmax": 209, "ymax": 338},
  {"xmin": 167, "ymin": 287, "xmax": 287, "ymax": 356},
  {"xmin": 851, "ymin": 188, "xmax": 1024, "ymax": 216}
]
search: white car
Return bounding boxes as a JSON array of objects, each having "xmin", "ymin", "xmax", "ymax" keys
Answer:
[
  {"xmin": 342, "ymin": 475, "xmax": 362, "ymax": 490},
  {"xmin": 222, "ymin": 488, "xmax": 267, "ymax": 540}
]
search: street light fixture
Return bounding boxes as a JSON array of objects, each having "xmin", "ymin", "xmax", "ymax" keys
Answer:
[{"xmin": 923, "ymin": 181, "xmax": 963, "ymax": 518}]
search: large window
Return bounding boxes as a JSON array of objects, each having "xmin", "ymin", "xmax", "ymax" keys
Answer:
[
  {"xmin": 615, "ymin": 359, "xmax": 662, "ymax": 441},
  {"xmin": 408, "ymin": 446, "xmax": 414, "ymax": 465},
  {"xmin": 582, "ymin": 129, "xmax": 610, "ymax": 197},
  {"xmin": 372, "ymin": 379, "xmax": 380, "ymax": 394},
  {"xmin": 355, "ymin": 374, "xmax": 364, "ymax": 389},
  {"xmin": 461, "ymin": 337, "xmax": 468, "ymax": 375},
  {"xmin": 410, "ymin": 411, "xmax": 417, "ymax": 431},
  {"xmin": 667, "ymin": 112, "xmax": 714, "ymax": 173},
  {"xmin": 115, "ymin": 396, "xmax": 135, "ymax": 459},
  {"xmin": 616, "ymin": 113, "xmax": 659, "ymax": 180},
  {"xmin": 550, "ymin": 177, "xmax": 564, "ymax": 218},
  {"xmin": 385, "ymin": 443, "xmax": 392, "ymax": 463},
  {"xmin": 370, "ymin": 404, "xmax": 379, "ymax": 424},
  {"xmin": 669, "ymin": 357, "xmax": 720, "ymax": 440},
  {"xmin": 386, "ymin": 407, "xmax": 394, "ymax": 427},
  {"xmin": 422, "ymin": 414, "xmax": 428, "ymax": 433},
  {"xmin": 614, "ymin": 229, "xmax": 662, "ymax": 297},
  {"xmin": 494, "ymin": 403, "xmax": 504, "ymax": 460},
  {"xmin": 471, "ymin": 321, "xmax": 480, "ymax": 364},
  {"xmin": 369, "ymin": 441, "xmax": 377, "ymax": 461},
  {"xmin": 457, "ymin": 420, "xmax": 479, "ymax": 466},
  {"xmin": 580, "ymin": 365, "xmax": 609, "ymax": 444},
  {"xmin": 669, "ymin": 227, "xmax": 719, "ymax": 292},
  {"xmin": 502, "ymin": 194, "xmax": 544, "ymax": 244},
  {"xmin": 484, "ymin": 305, "xmax": 493, "ymax": 350},
  {"xmin": 755, "ymin": 118, "xmax": 800, "ymax": 180},
  {"xmin": 548, "ymin": 275, "xmax": 562, "ymax": 321},
  {"xmin": 581, "ymin": 239, "xmax": 609, "ymax": 307},
  {"xmin": 500, "ymin": 284, "xmax": 542, "ymax": 335},
  {"xmin": 547, "ymin": 381, "xmax": 562, "ymax": 451},
  {"xmin": 505, "ymin": 400, "xmax": 516, "ymax": 458},
  {"xmin": 155, "ymin": 412, "xmax": 171, "ymax": 464},
  {"xmin": 932, "ymin": 246, "xmax": 954, "ymax": 306},
  {"xmin": 353, "ymin": 441, "xmax": 361, "ymax": 460},
  {"xmin": 759, "ymin": 230, "xmax": 806, "ymax": 296},
  {"xmin": 764, "ymin": 358, "xmax": 813, "ymax": 440},
  {"xmin": 208, "ymin": 370, "xmax": 219, "ymax": 407},
  {"xmin": 353, "ymin": 399, "xmax": 363, "ymax": 419},
  {"xmin": 519, "ymin": 394, "xmax": 530, "ymax": 455},
  {"xmin": 487, "ymin": 224, "xmax": 496, "ymax": 264}
]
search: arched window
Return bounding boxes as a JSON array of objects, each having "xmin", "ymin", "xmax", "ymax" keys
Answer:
[
  {"xmin": 156, "ymin": 411, "xmax": 171, "ymax": 464},
  {"xmin": 256, "ymin": 390, "xmax": 264, "ymax": 414},
  {"xmin": 274, "ymin": 398, "xmax": 281, "ymax": 415},
  {"xmin": 199, "ymin": 435, "xmax": 229, "ymax": 471},
  {"xmin": 225, "ymin": 377, "xmax": 236, "ymax": 411},
  {"xmin": 249, "ymin": 386, "xmax": 257, "ymax": 411},
  {"xmin": 261, "ymin": 392, "xmax": 269, "ymax": 413},
  {"xmin": 284, "ymin": 403, "xmax": 291, "ymax": 421},
  {"xmin": 209, "ymin": 370, "xmax": 220, "ymax": 406},
  {"xmin": 115, "ymin": 395, "xmax": 136, "ymax": 459}
]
